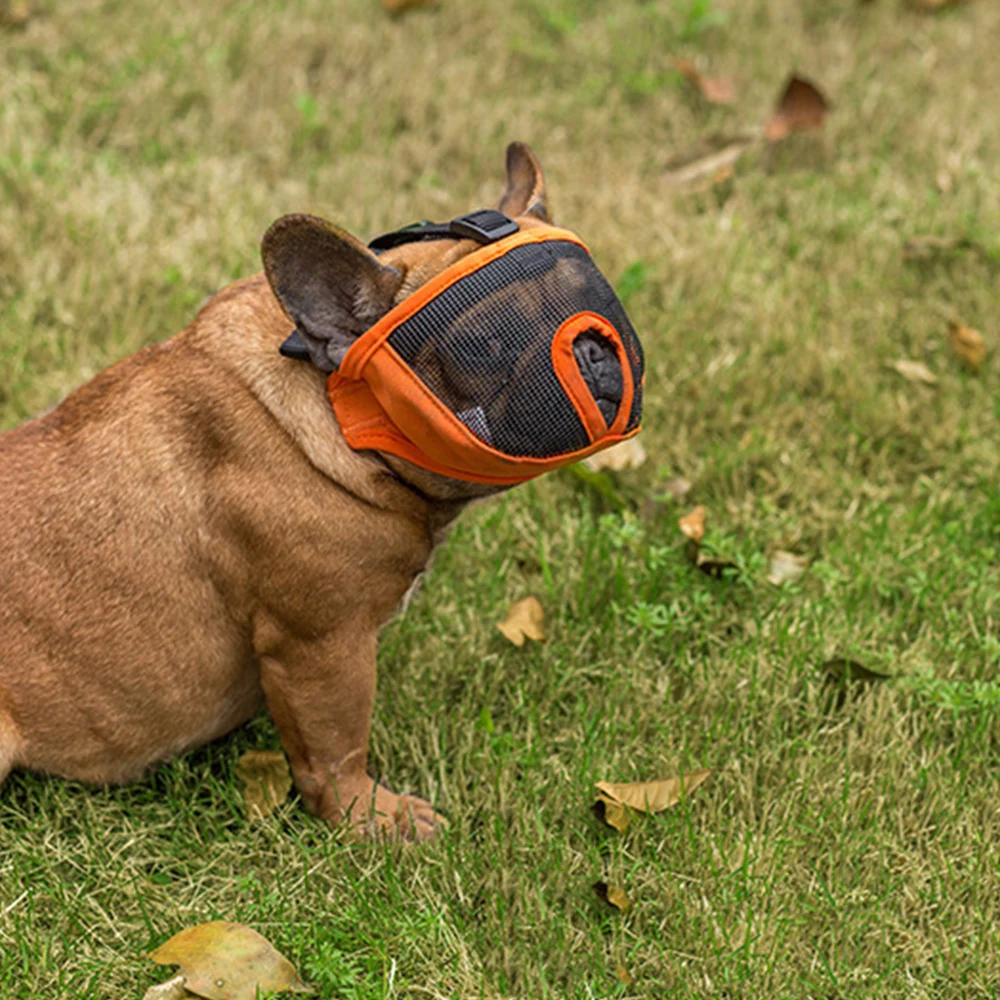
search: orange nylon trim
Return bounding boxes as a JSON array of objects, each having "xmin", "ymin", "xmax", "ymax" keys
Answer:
[
  {"xmin": 338, "ymin": 225, "xmax": 589, "ymax": 380},
  {"xmin": 357, "ymin": 342, "xmax": 638, "ymax": 480},
  {"xmin": 550, "ymin": 312, "xmax": 629, "ymax": 444}
]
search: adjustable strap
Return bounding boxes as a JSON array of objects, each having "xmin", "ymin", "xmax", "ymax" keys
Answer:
[{"xmin": 367, "ymin": 209, "xmax": 519, "ymax": 252}]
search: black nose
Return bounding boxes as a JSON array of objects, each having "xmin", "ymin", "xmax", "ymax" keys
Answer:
[{"xmin": 573, "ymin": 331, "xmax": 624, "ymax": 426}]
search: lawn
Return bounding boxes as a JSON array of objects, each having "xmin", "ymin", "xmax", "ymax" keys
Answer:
[{"xmin": 2, "ymin": 0, "xmax": 1000, "ymax": 997}]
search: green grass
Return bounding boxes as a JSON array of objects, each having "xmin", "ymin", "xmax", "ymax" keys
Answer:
[{"xmin": 2, "ymin": 0, "xmax": 1000, "ymax": 996}]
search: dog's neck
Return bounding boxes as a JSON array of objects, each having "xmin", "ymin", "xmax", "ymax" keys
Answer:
[{"xmin": 188, "ymin": 273, "xmax": 490, "ymax": 530}]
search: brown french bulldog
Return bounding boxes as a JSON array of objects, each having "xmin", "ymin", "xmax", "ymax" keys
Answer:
[{"xmin": 0, "ymin": 144, "xmax": 621, "ymax": 840}]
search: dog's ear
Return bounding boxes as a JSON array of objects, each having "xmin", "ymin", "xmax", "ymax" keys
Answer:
[
  {"xmin": 261, "ymin": 214, "xmax": 404, "ymax": 372},
  {"xmin": 498, "ymin": 142, "xmax": 550, "ymax": 222}
]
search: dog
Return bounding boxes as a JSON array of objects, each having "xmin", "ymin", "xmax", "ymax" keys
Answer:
[{"xmin": 0, "ymin": 143, "xmax": 624, "ymax": 840}]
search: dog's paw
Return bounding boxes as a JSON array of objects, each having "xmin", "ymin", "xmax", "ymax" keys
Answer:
[{"xmin": 351, "ymin": 783, "xmax": 447, "ymax": 843}]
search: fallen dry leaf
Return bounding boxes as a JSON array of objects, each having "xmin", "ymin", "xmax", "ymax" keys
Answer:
[
  {"xmin": 675, "ymin": 57, "xmax": 737, "ymax": 105},
  {"xmin": 236, "ymin": 750, "xmax": 292, "ymax": 821},
  {"xmin": 664, "ymin": 133, "xmax": 757, "ymax": 187},
  {"xmin": 892, "ymin": 359, "xmax": 938, "ymax": 386},
  {"xmin": 767, "ymin": 550, "xmax": 808, "ymax": 586},
  {"xmin": 143, "ymin": 975, "xmax": 194, "ymax": 1000},
  {"xmin": 948, "ymin": 321, "xmax": 986, "ymax": 371},
  {"xmin": 496, "ymin": 596, "xmax": 545, "ymax": 647},
  {"xmin": 592, "ymin": 881, "xmax": 632, "ymax": 913},
  {"xmin": 149, "ymin": 922, "xmax": 310, "ymax": 1000},
  {"xmin": 679, "ymin": 505, "xmax": 706, "ymax": 545},
  {"xmin": 595, "ymin": 769, "xmax": 711, "ymax": 820},
  {"xmin": 822, "ymin": 658, "xmax": 892, "ymax": 683},
  {"xmin": 764, "ymin": 75, "xmax": 830, "ymax": 141},
  {"xmin": 583, "ymin": 435, "xmax": 647, "ymax": 472},
  {"xmin": 592, "ymin": 796, "xmax": 633, "ymax": 833}
]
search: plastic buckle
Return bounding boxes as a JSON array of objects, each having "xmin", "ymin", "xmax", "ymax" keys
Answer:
[{"xmin": 449, "ymin": 210, "xmax": 520, "ymax": 244}]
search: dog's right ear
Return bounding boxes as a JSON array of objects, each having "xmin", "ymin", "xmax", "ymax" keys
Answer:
[{"xmin": 262, "ymin": 214, "xmax": 404, "ymax": 372}]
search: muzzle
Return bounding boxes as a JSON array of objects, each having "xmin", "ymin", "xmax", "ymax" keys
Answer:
[{"xmin": 282, "ymin": 210, "xmax": 644, "ymax": 486}]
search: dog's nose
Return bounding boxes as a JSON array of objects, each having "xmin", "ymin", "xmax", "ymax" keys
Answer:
[{"xmin": 573, "ymin": 331, "xmax": 624, "ymax": 426}]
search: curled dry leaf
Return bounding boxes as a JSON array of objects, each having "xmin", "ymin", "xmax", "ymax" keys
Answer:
[
  {"xmin": 764, "ymin": 75, "xmax": 830, "ymax": 141},
  {"xmin": 236, "ymin": 750, "xmax": 292, "ymax": 821},
  {"xmin": 822, "ymin": 658, "xmax": 892, "ymax": 683},
  {"xmin": 595, "ymin": 769, "xmax": 711, "ymax": 822},
  {"xmin": 148, "ymin": 922, "xmax": 310, "ymax": 1000},
  {"xmin": 583, "ymin": 435, "xmax": 647, "ymax": 472},
  {"xmin": 679, "ymin": 505, "xmax": 706, "ymax": 545},
  {"xmin": 767, "ymin": 550, "xmax": 808, "ymax": 586},
  {"xmin": 496, "ymin": 596, "xmax": 545, "ymax": 647},
  {"xmin": 592, "ymin": 881, "xmax": 632, "ymax": 912},
  {"xmin": 675, "ymin": 57, "xmax": 737, "ymax": 105},
  {"xmin": 592, "ymin": 796, "xmax": 632, "ymax": 833},
  {"xmin": 948, "ymin": 322, "xmax": 986, "ymax": 371},
  {"xmin": 892, "ymin": 359, "xmax": 938, "ymax": 385},
  {"xmin": 663, "ymin": 476, "xmax": 693, "ymax": 501}
]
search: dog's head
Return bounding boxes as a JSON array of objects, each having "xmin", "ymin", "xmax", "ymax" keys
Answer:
[{"xmin": 262, "ymin": 143, "xmax": 629, "ymax": 501}]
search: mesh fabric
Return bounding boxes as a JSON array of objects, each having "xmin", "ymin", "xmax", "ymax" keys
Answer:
[{"xmin": 386, "ymin": 240, "xmax": 643, "ymax": 459}]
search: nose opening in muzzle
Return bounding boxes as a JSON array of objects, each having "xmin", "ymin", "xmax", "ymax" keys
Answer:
[{"xmin": 573, "ymin": 330, "xmax": 624, "ymax": 427}]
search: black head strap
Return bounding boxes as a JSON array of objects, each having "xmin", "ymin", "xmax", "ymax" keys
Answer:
[{"xmin": 367, "ymin": 209, "xmax": 519, "ymax": 252}]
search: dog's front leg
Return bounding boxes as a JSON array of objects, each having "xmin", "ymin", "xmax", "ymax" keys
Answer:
[{"xmin": 254, "ymin": 623, "xmax": 444, "ymax": 841}]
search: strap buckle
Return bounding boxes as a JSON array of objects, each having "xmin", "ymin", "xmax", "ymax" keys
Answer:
[{"xmin": 449, "ymin": 210, "xmax": 519, "ymax": 244}]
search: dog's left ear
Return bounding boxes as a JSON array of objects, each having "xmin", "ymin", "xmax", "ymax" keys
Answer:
[
  {"xmin": 498, "ymin": 142, "xmax": 550, "ymax": 222},
  {"xmin": 262, "ymin": 214, "xmax": 404, "ymax": 372}
]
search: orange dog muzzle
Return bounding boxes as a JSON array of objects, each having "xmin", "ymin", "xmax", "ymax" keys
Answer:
[{"xmin": 288, "ymin": 211, "xmax": 645, "ymax": 486}]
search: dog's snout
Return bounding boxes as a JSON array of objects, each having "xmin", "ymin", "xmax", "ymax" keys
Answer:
[{"xmin": 573, "ymin": 331, "xmax": 623, "ymax": 426}]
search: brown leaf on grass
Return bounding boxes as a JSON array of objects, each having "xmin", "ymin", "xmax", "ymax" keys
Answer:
[
  {"xmin": 892, "ymin": 359, "xmax": 938, "ymax": 385},
  {"xmin": 382, "ymin": 0, "xmax": 437, "ymax": 12},
  {"xmin": 764, "ymin": 75, "xmax": 830, "ymax": 142},
  {"xmin": 583, "ymin": 435, "xmax": 647, "ymax": 472},
  {"xmin": 496, "ymin": 596, "xmax": 545, "ymax": 647},
  {"xmin": 143, "ymin": 976, "xmax": 194, "ymax": 1000},
  {"xmin": 767, "ymin": 550, "xmax": 808, "ymax": 585},
  {"xmin": 236, "ymin": 750, "xmax": 292, "ymax": 821},
  {"xmin": 592, "ymin": 796, "xmax": 633, "ymax": 833},
  {"xmin": 948, "ymin": 322, "xmax": 986, "ymax": 371},
  {"xmin": 664, "ymin": 133, "xmax": 757, "ymax": 187},
  {"xmin": 592, "ymin": 881, "xmax": 632, "ymax": 912},
  {"xmin": 675, "ymin": 57, "xmax": 737, "ymax": 105},
  {"xmin": 148, "ymin": 922, "xmax": 310, "ymax": 1000},
  {"xmin": 595, "ymin": 769, "xmax": 711, "ymax": 818},
  {"xmin": 822, "ymin": 658, "xmax": 892, "ymax": 683},
  {"xmin": 679, "ymin": 505, "xmax": 706, "ymax": 544}
]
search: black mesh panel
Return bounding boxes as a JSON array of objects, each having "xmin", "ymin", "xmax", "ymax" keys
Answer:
[{"xmin": 387, "ymin": 240, "xmax": 644, "ymax": 459}]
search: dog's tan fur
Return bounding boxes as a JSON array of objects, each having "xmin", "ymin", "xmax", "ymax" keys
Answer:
[{"xmin": 0, "ymin": 143, "xmax": 550, "ymax": 839}]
